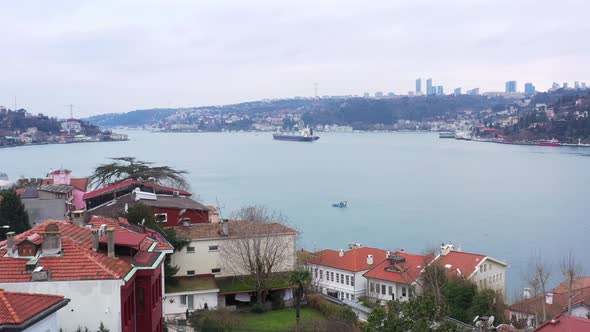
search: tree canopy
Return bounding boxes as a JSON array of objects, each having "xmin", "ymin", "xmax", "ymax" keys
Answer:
[
  {"xmin": 0, "ymin": 190, "xmax": 31, "ymax": 240},
  {"xmin": 90, "ymin": 157, "xmax": 189, "ymax": 190}
]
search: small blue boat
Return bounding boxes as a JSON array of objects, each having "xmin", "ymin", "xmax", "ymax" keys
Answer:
[{"xmin": 332, "ymin": 201, "xmax": 348, "ymax": 208}]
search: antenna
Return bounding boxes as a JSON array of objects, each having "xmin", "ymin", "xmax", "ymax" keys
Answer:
[{"xmin": 66, "ymin": 104, "xmax": 74, "ymax": 118}]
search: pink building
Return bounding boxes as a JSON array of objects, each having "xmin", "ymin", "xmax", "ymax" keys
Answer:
[{"xmin": 44, "ymin": 169, "xmax": 89, "ymax": 210}]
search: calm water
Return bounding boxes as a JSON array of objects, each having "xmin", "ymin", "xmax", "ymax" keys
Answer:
[{"xmin": 1, "ymin": 131, "xmax": 589, "ymax": 298}]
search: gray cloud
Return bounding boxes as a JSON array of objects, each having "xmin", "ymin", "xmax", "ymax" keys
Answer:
[{"xmin": 0, "ymin": 0, "xmax": 588, "ymax": 117}]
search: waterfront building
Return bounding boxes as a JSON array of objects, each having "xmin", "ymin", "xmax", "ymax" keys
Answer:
[
  {"xmin": 60, "ymin": 119, "xmax": 81, "ymax": 135},
  {"xmin": 0, "ymin": 217, "xmax": 172, "ymax": 332},
  {"xmin": 453, "ymin": 87, "xmax": 461, "ymax": 95},
  {"xmin": 524, "ymin": 82, "xmax": 536, "ymax": 97},
  {"xmin": 415, "ymin": 78, "xmax": 422, "ymax": 94},
  {"xmin": 436, "ymin": 86, "xmax": 444, "ymax": 96},
  {"xmin": 165, "ymin": 220, "xmax": 297, "ymax": 318},
  {"xmin": 0, "ymin": 289, "xmax": 70, "ymax": 331},
  {"xmin": 304, "ymin": 244, "xmax": 388, "ymax": 300},
  {"xmin": 364, "ymin": 251, "xmax": 431, "ymax": 303},
  {"xmin": 426, "ymin": 78, "xmax": 433, "ymax": 95},
  {"xmin": 505, "ymin": 80, "xmax": 517, "ymax": 93}
]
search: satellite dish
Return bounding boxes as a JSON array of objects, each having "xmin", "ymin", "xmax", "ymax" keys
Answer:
[
  {"xmin": 488, "ymin": 316, "xmax": 495, "ymax": 326},
  {"xmin": 473, "ymin": 316, "xmax": 479, "ymax": 323}
]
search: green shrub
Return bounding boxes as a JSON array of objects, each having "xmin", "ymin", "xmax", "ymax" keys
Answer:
[
  {"xmin": 251, "ymin": 303, "xmax": 267, "ymax": 313},
  {"xmin": 271, "ymin": 291, "xmax": 285, "ymax": 310}
]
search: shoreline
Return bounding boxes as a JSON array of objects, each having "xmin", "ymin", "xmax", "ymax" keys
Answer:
[{"xmin": 0, "ymin": 139, "xmax": 130, "ymax": 150}]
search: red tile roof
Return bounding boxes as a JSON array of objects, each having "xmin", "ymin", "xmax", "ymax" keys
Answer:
[
  {"xmin": 83, "ymin": 179, "xmax": 191, "ymax": 199},
  {"xmin": 87, "ymin": 216, "xmax": 173, "ymax": 252},
  {"xmin": 363, "ymin": 252, "xmax": 434, "ymax": 284},
  {"xmin": 0, "ymin": 289, "xmax": 67, "ymax": 326},
  {"xmin": 534, "ymin": 313, "xmax": 590, "ymax": 332},
  {"xmin": 99, "ymin": 231, "xmax": 147, "ymax": 248},
  {"xmin": 0, "ymin": 217, "xmax": 172, "ymax": 282},
  {"xmin": 70, "ymin": 178, "xmax": 89, "ymax": 191},
  {"xmin": 434, "ymin": 251, "xmax": 490, "ymax": 277},
  {"xmin": 508, "ymin": 286, "xmax": 590, "ymax": 318},
  {"xmin": 553, "ymin": 277, "xmax": 590, "ymax": 293},
  {"xmin": 306, "ymin": 247, "xmax": 388, "ymax": 272}
]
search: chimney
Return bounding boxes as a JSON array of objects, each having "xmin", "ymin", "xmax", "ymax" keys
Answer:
[
  {"xmin": 386, "ymin": 251, "xmax": 391, "ymax": 258},
  {"xmin": 338, "ymin": 249, "xmax": 344, "ymax": 257},
  {"xmin": 222, "ymin": 221, "xmax": 229, "ymax": 236},
  {"xmin": 457, "ymin": 244, "xmax": 462, "ymax": 252},
  {"xmin": 71, "ymin": 210, "xmax": 86, "ymax": 227},
  {"xmin": 91, "ymin": 229, "xmax": 99, "ymax": 251},
  {"xmin": 545, "ymin": 292, "xmax": 554, "ymax": 305},
  {"xmin": 6, "ymin": 232, "xmax": 15, "ymax": 257},
  {"xmin": 523, "ymin": 288, "xmax": 531, "ymax": 300},
  {"xmin": 440, "ymin": 243, "xmax": 454, "ymax": 256},
  {"xmin": 106, "ymin": 227, "xmax": 115, "ymax": 258},
  {"xmin": 367, "ymin": 254, "xmax": 374, "ymax": 265}
]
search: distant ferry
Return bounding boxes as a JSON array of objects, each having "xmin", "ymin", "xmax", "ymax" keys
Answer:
[
  {"xmin": 439, "ymin": 132, "xmax": 456, "ymax": 139},
  {"xmin": 273, "ymin": 127, "xmax": 319, "ymax": 142},
  {"xmin": 537, "ymin": 138, "xmax": 560, "ymax": 147}
]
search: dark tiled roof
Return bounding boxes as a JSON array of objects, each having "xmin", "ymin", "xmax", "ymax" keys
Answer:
[
  {"xmin": 21, "ymin": 187, "xmax": 39, "ymax": 199},
  {"xmin": 141, "ymin": 195, "xmax": 209, "ymax": 211},
  {"xmin": 38, "ymin": 184, "xmax": 73, "ymax": 194},
  {"xmin": 83, "ymin": 179, "xmax": 191, "ymax": 199},
  {"xmin": 172, "ymin": 220, "xmax": 297, "ymax": 241}
]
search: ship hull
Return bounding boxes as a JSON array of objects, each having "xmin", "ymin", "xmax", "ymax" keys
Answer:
[{"xmin": 273, "ymin": 134, "xmax": 319, "ymax": 142}]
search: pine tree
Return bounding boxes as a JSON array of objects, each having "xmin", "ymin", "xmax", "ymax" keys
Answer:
[{"xmin": 0, "ymin": 190, "xmax": 31, "ymax": 240}]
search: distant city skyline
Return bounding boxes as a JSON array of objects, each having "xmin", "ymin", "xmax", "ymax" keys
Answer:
[{"xmin": 1, "ymin": 0, "xmax": 589, "ymax": 118}]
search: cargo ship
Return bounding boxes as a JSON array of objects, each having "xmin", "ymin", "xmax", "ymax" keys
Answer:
[{"xmin": 273, "ymin": 127, "xmax": 319, "ymax": 142}]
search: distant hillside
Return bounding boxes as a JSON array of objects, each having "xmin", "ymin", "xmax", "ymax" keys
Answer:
[
  {"xmin": 84, "ymin": 108, "xmax": 178, "ymax": 127},
  {"xmin": 83, "ymin": 95, "xmax": 510, "ymax": 129}
]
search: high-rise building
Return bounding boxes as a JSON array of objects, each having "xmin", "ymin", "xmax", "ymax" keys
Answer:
[
  {"xmin": 563, "ymin": 82, "xmax": 568, "ymax": 89},
  {"xmin": 375, "ymin": 91, "xmax": 384, "ymax": 98},
  {"xmin": 574, "ymin": 81, "xmax": 580, "ymax": 89},
  {"xmin": 467, "ymin": 88, "xmax": 480, "ymax": 95},
  {"xmin": 453, "ymin": 87, "xmax": 461, "ymax": 95},
  {"xmin": 582, "ymin": 82, "xmax": 587, "ymax": 89},
  {"xmin": 426, "ymin": 78, "xmax": 433, "ymax": 95},
  {"xmin": 505, "ymin": 80, "xmax": 517, "ymax": 93},
  {"xmin": 363, "ymin": 92, "xmax": 370, "ymax": 98},
  {"xmin": 551, "ymin": 82, "xmax": 560, "ymax": 91},
  {"xmin": 416, "ymin": 78, "xmax": 422, "ymax": 94},
  {"xmin": 524, "ymin": 83, "xmax": 535, "ymax": 97},
  {"xmin": 436, "ymin": 86, "xmax": 444, "ymax": 95}
]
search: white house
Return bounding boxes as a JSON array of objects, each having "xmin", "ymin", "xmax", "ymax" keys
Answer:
[
  {"xmin": 363, "ymin": 251, "xmax": 431, "ymax": 303},
  {"xmin": 61, "ymin": 119, "xmax": 81, "ymax": 134},
  {"xmin": 0, "ymin": 289, "xmax": 69, "ymax": 331},
  {"xmin": 304, "ymin": 244, "xmax": 388, "ymax": 301}
]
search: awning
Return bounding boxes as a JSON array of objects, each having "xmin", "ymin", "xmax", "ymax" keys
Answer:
[{"xmin": 235, "ymin": 293, "xmax": 251, "ymax": 302}]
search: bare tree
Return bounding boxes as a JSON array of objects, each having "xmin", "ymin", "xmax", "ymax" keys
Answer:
[
  {"xmin": 415, "ymin": 247, "xmax": 446, "ymax": 309},
  {"xmin": 220, "ymin": 205, "xmax": 298, "ymax": 305},
  {"xmin": 560, "ymin": 251, "xmax": 582, "ymax": 315},
  {"xmin": 523, "ymin": 251, "xmax": 551, "ymax": 323}
]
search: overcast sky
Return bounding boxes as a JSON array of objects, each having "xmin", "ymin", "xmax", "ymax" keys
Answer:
[{"xmin": 1, "ymin": 0, "xmax": 589, "ymax": 118}]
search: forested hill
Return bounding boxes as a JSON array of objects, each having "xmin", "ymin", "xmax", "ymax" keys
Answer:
[
  {"xmin": 84, "ymin": 95, "xmax": 511, "ymax": 128},
  {"xmin": 0, "ymin": 109, "xmax": 100, "ymax": 136}
]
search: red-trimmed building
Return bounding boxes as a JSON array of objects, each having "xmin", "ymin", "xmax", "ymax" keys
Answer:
[
  {"xmin": 83, "ymin": 179, "xmax": 192, "ymax": 210},
  {"xmin": 0, "ymin": 289, "xmax": 70, "ymax": 331},
  {"xmin": 0, "ymin": 217, "xmax": 172, "ymax": 332},
  {"xmin": 87, "ymin": 188, "xmax": 211, "ymax": 226}
]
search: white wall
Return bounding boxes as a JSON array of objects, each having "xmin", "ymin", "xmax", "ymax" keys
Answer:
[
  {"xmin": 366, "ymin": 278, "xmax": 412, "ymax": 302},
  {"xmin": 172, "ymin": 234, "xmax": 296, "ymax": 278},
  {"xmin": 470, "ymin": 259, "xmax": 506, "ymax": 296},
  {"xmin": 572, "ymin": 305, "xmax": 590, "ymax": 319},
  {"xmin": 164, "ymin": 290, "xmax": 219, "ymax": 316},
  {"xmin": 0, "ymin": 279, "xmax": 123, "ymax": 332},
  {"xmin": 24, "ymin": 311, "xmax": 59, "ymax": 332},
  {"xmin": 309, "ymin": 264, "xmax": 367, "ymax": 300}
]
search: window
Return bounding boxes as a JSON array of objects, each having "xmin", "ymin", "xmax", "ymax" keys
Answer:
[
  {"xmin": 138, "ymin": 287, "xmax": 145, "ymax": 314},
  {"xmin": 187, "ymin": 270, "xmax": 195, "ymax": 275},
  {"xmin": 346, "ymin": 293, "xmax": 350, "ymax": 300},
  {"xmin": 336, "ymin": 274, "xmax": 340, "ymax": 283},
  {"xmin": 388, "ymin": 286, "xmax": 393, "ymax": 295},
  {"xmin": 341, "ymin": 274, "xmax": 345, "ymax": 284},
  {"xmin": 402, "ymin": 287, "xmax": 407, "ymax": 297},
  {"xmin": 331, "ymin": 272, "xmax": 334, "ymax": 281},
  {"xmin": 369, "ymin": 282, "xmax": 374, "ymax": 293},
  {"xmin": 381, "ymin": 284, "xmax": 386, "ymax": 295},
  {"xmin": 180, "ymin": 295, "xmax": 187, "ymax": 305},
  {"xmin": 155, "ymin": 213, "xmax": 168, "ymax": 223},
  {"xmin": 489, "ymin": 264, "xmax": 492, "ymax": 271},
  {"xmin": 208, "ymin": 245, "xmax": 219, "ymax": 251},
  {"xmin": 314, "ymin": 268, "xmax": 317, "ymax": 278},
  {"xmin": 186, "ymin": 246, "xmax": 195, "ymax": 253},
  {"xmin": 320, "ymin": 270, "xmax": 323, "ymax": 280},
  {"xmin": 346, "ymin": 275, "xmax": 350, "ymax": 285},
  {"xmin": 351, "ymin": 276, "xmax": 355, "ymax": 286},
  {"xmin": 211, "ymin": 268, "xmax": 221, "ymax": 274}
]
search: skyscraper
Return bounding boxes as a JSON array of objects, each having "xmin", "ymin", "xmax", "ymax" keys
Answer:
[
  {"xmin": 416, "ymin": 78, "xmax": 422, "ymax": 94},
  {"xmin": 574, "ymin": 81, "xmax": 580, "ymax": 89},
  {"xmin": 436, "ymin": 86, "xmax": 444, "ymax": 95},
  {"xmin": 505, "ymin": 80, "xmax": 517, "ymax": 93},
  {"xmin": 563, "ymin": 82, "xmax": 568, "ymax": 89},
  {"xmin": 426, "ymin": 78, "xmax": 433, "ymax": 95},
  {"xmin": 524, "ymin": 83, "xmax": 535, "ymax": 97},
  {"xmin": 453, "ymin": 87, "xmax": 461, "ymax": 95},
  {"xmin": 551, "ymin": 82, "xmax": 560, "ymax": 90}
]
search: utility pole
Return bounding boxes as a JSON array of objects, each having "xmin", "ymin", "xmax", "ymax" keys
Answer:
[{"xmin": 67, "ymin": 104, "xmax": 74, "ymax": 118}]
